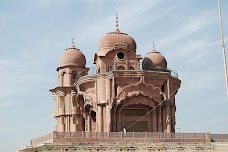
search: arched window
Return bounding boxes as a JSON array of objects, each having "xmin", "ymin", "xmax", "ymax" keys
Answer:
[
  {"xmin": 62, "ymin": 71, "xmax": 66, "ymax": 86},
  {"xmin": 72, "ymin": 95, "xmax": 77, "ymax": 107},
  {"xmin": 73, "ymin": 115, "xmax": 77, "ymax": 124},
  {"xmin": 117, "ymin": 66, "xmax": 125, "ymax": 70},
  {"xmin": 59, "ymin": 96, "xmax": 64, "ymax": 108},
  {"xmin": 72, "ymin": 72, "xmax": 77, "ymax": 81}
]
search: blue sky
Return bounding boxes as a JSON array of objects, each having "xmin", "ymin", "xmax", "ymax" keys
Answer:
[{"xmin": 0, "ymin": 0, "xmax": 228, "ymax": 151}]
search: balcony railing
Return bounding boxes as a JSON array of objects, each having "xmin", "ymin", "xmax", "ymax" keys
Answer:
[
  {"xmin": 167, "ymin": 68, "xmax": 178, "ymax": 78},
  {"xmin": 87, "ymin": 66, "xmax": 178, "ymax": 79},
  {"xmin": 210, "ymin": 134, "xmax": 228, "ymax": 141},
  {"xmin": 53, "ymin": 132, "xmax": 207, "ymax": 139},
  {"xmin": 29, "ymin": 132, "xmax": 220, "ymax": 146}
]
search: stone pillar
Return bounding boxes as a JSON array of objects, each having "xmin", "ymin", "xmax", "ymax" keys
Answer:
[
  {"xmin": 105, "ymin": 78, "xmax": 111, "ymax": 132},
  {"xmin": 167, "ymin": 79, "xmax": 170, "ymax": 100},
  {"xmin": 152, "ymin": 108, "xmax": 157, "ymax": 132},
  {"xmin": 103, "ymin": 106, "xmax": 106, "ymax": 131},
  {"xmin": 77, "ymin": 115, "xmax": 83, "ymax": 131},
  {"xmin": 105, "ymin": 105, "xmax": 111, "ymax": 132},
  {"xmin": 87, "ymin": 114, "xmax": 91, "ymax": 132},
  {"xmin": 72, "ymin": 115, "xmax": 76, "ymax": 132},
  {"xmin": 97, "ymin": 77, "xmax": 106, "ymax": 101},
  {"xmin": 60, "ymin": 116, "xmax": 65, "ymax": 132},
  {"xmin": 166, "ymin": 79, "xmax": 172, "ymax": 133},
  {"xmin": 54, "ymin": 94, "xmax": 58, "ymax": 117},
  {"xmin": 68, "ymin": 116, "xmax": 70, "ymax": 132},
  {"xmin": 148, "ymin": 108, "xmax": 153, "ymax": 132},
  {"xmin": 68, "ymin": 72, "xmax": 72, "ymax": 85},
  {"xmin": 171, "ymin": 104, "xmax": 176, "ymax": 132},
  {"xmin": 166, "ymin": 103, "xmax": 171, "ymax": 133},
  {"xmin": 158, "ymin": 105, "xmax": 163, "ymax": 132},
  {"xmin": 106, "ymin": 78, "xmax": 110, "ymax": 102},
  {"xmin": 71, "ymin": 94, "xmax": 77, "ymax": 115},
  {"xmin": 113, "ymin": 106, "xmax": 117, "ymax": 132},
  {"xmin": 163, "ymin": 104, "xmax": 166, "ymax": 132},
  {"xmin": 65, "ymin": 116, "xmax": 68, "ymax": 132},
  {"xmin": 112, "ymin": 77, "xmax": 115, "ymax": 98},
  {"xmin": 110, "ymin": 78, "xmax": 115, "ymax": 131},
  {"xmin": 65, "ymin": 92, "xmax": 70, "ymax": 115},
  {"xmin": 97, "ymin": 105, "xmax": 103, "ymax": 132},
  {"xmin": 59, "ymin": 96, "xmax": 65, "ymax": 115},
  {"xmin": 117, "ymin": 108, "xmax": 122, "ymax": 132}
]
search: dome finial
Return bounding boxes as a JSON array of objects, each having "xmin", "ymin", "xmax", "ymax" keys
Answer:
[
  {"xmin": 152, "ymin": 41, "xmax": 157, "ymax": 52},
  {"xmin": 115, "ymin": 11, "xmax": 119, "ymax": 29},
  {"xmin": 68, "ymin": 35, "xmax": 76, "ymax": 49},
  {"xmin": 72, "ymin": 35, "xmax": 74, "ymax": 44}
]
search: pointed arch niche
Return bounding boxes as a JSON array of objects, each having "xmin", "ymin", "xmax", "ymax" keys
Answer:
[{"xmin": 115, "ymin": 94, "xmax": 159, "ymax": 132}]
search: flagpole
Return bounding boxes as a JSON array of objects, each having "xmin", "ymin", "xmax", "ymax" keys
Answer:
[{"xmin": 218, "ymin": 0, "xmax": 228, "ymax": 96}]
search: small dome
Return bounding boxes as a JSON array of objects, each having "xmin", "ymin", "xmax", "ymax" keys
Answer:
[
  {"xmin": 142, "ymin": 49, "xmax": 167, "ymax": 70},
  {"xmin": 98, "ymin": 28, "xmax": 137, "ymax": 52},
  {"xmin": 59, "ymin": 45, "xmax": 86, "ymax": 67}
]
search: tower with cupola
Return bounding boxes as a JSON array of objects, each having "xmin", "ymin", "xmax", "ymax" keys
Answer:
[{"xmin": 50, "ymin": 38, "xmax": 88, "ymax": 132}]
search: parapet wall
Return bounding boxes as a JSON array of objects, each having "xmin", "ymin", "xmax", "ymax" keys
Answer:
[{"xmin": 18, "ymin": 132, "xmax": 228, "ymax": 152}]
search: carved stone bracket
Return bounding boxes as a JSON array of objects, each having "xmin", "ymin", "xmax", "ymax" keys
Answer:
[
  {"xmin": 50, "ymin": 92, "xmax": 57, "ymax": 101},
  {"xmin": 57, "ymin": 90, "xmax": 65, "ymax": 97}
]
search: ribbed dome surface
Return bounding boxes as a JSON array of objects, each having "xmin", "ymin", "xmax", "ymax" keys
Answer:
[
  {"xmin": 142, "ymin": 50, "xmax": 167, "ymax": 70},
  {"xmin": 98, "ymin": 28, "xmax": 136, "ymax": 52},
  {"xmin": 59, "ymin": 45, "xmax": 86, "ymax": 67}
]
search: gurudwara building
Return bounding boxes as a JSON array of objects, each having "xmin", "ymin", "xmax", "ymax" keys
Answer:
[
  {"xmin": 49, "ymin": 27, "xmax": 180, "ymax": 134},
  {"xmin": 18, "ymin": 18, "xmax": 228, "ymax": 152}
]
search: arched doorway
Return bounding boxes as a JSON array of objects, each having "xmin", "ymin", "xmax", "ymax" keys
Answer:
[
  {"xmin": 122, "ymin": 104, "xmax": 151, "ymax": 132},
  {"xmin": 115, "ymin": 94, "xmax": 158, "ymax": 132}
]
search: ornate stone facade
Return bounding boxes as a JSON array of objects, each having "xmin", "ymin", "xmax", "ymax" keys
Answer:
[{"xmin": 49, "ymin": 26, "xmax": 181, "ymax": 134}]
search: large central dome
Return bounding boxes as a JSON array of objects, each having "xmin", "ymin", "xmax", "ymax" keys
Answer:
[{"xmin": 98, "ymin": 28, "xmax": 137, "ymax": 53}]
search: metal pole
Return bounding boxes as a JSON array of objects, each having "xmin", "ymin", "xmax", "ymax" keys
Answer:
[{"xmin": 218, "ymin": 0, "xmax": 228, "ymax": 96}]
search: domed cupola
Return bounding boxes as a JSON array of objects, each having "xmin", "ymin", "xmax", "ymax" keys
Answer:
[
  {"xmin": 59, "ymin": 43, "xmax": 86, "ymax": 68},
  {"xmin": 98, "ymin": 28, "xmax": 137, "ymax": 52},
  {"xmin": 142, "ymin": 48, "xmax": 167, "ymax": 70}
]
